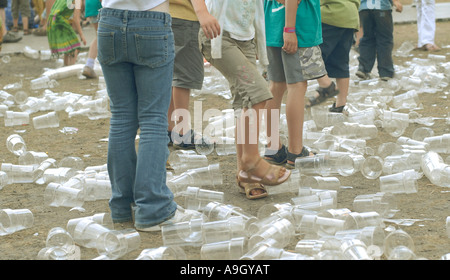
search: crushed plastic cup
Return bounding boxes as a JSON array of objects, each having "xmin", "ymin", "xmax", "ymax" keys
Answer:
[
  {"xmin": 201, "ymin": 237, "xmax": 246, "ymax": 260},
  {"xmin": 0, "ymin": 208, "xmax": 34, "ymax": 235},
  {"xmin": 136, "ymin": 246, "xmax": 186, "ymax": 260},
  {"xmin": 378, "ymin": 169, "xmax": 419, "ymax": 194},
  {"xmin": 6, "ymin": 134, "xmax": 27, "ymax": 156},
  {"xmin": 33, "ymin": 111, "xmax": 60, "ymax": 129},
  {"xmin": 96, "ymin": 228, "xmax": 141, "ymax": 259}
]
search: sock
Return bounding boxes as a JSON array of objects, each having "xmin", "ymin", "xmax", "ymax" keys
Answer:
[{"xmin": 86, "ymin": 58, "xmax": 95, "ymax": 69}]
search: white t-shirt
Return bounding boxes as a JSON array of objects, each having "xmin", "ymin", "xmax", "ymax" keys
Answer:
[
  {"xmin": 102, "ymin": 0, "xmax": 166, "ymax": 11},
  {"xmin": 205, "ymin": 0, "xmax": 268, "ymax": 66}
]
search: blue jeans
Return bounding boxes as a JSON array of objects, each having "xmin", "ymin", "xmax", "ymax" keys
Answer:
[
  {"xmin": 358, "ymin": 9, "xmax": 395, "ymax": 78},
  {"xmin": 97, "ymin": 8, "xmax": 177, "ymax": 228}
]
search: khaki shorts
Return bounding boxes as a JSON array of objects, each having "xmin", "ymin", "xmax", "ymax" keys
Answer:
[
  {"xmin": 199, "ymin": 31, "xmax": 272, "ymax": 110},
  {"xmin": 267, "ymin": 45, "xmax": 327, "ymax": 84},
  {"xmin": 11, "ymin": 0, "xmax": 31, "ymax": 19},
  {"xmin": 172, "ymin": 18, "xmax": 204, "ymax": 90}
]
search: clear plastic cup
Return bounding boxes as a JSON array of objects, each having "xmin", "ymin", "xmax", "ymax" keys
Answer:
[
  {"xmin": 353, "ymin": 192, "xmax": 398, "ymax": 218},
  {"xmin": 183, "ymin": 186, "xmax": 224, "ymax": 211},
  {"xmin": 72, "ymin": 219, "xmax": 112, "ymax": 248},
  {"xmin": 168, "ymin": 150, "xmax": 208, "ymax": 174},
  {"xmin": 335, "ymin": 226, "xmax": 385, "ymax": 258},
  {"xmin": 67, "ymin": 213, "xmax": 114, "ymax": 237},
  {"xmin": 340, "ymin": 239, "xmax": 372, "ymax": 260},
  {"xmin": 96, "ymin": 228, "xmax": 141, "ymax": 259},
  {"xmin": 46, "ymin": 227, "xmax": 74, "ymax": 248},
  {"xmin": 379, "ymin": 169, "xmax": 419, "ymax": 194},
  {"xmin": 248, "ymin": 218, "xmax": 295, "ymax": 249},
  {"xmin": 387, "ymin": 245, "xmax": 417, "ymax": 260},
  {"xmin": 32, "ymin": 111, "xmax": 60, "ymax": 129},
  {"xmin": 0, "ymin": 171, "xmax": 8, "ymax": 190},
  {"xmin": 200, "ymin": 237, "xmax": 246, "ymax": 260},
  {"xmin": 6, "ymin": 134, "xmax": 27, "ymax": 156},
  {"xmin": 18, "ymin": 151, "xmax": 49, "ymax": 166},
  {"xmin": 264, "ymin": 168, "xmax": 302, "ymax": 195},
  {"xmin": 1, "ymin": 163, "xmax": 36, "ymax": 184},
  {"xmin": 215, "ymin": 137, "xmax": 236, "ymax": 156},
  {"xmin": 412, "ymin": 127, "xmax": 434, "ymax": 141},
  {"xmin": 202, "ymin": 216, "xmax": 246, "ymax": 244},
  {"xmin": 43, "ymin": 167, "xmax": 77, "ymax": 184},
  {"xmin": 33, "ymin": 158, "xmax": 57, "ymax": 184},
  {"xmin": 202, "ymin": 201, "xmax": 257, "ymax": 230},
  {"xmin": 361, "ymin": 156, "xmax": 384, "ymax": 179},
  {"xmin": 295, "ymin": 239, "xmax": 325, "ymax": 256},
  {"xmin": 300, "ymin": 176, "xmax": 340, "ymax": 190},
  {"xmin": 84, "ymin": 178, "xmax": 112, "ymax": 201},
  {"xmin": 447, "ymin": 217, "xmax": 450, "ymax": 238},
  {"xmin": 0, "ymin": 209, "xmax": 34, "ymax": 235},
  {"xmin": 248, "ymin": 209, "xmax": 294, "ymax": 236},
  {"xmin": 136, "ymin": 246, "xmax": 186, "ymax": 260},
  {"xmin": 343, "ymin": 211, "xmax": 382, "ymax": 230},
  {"xmin": 44, "ymin": 182, "xmax": 85, "ymax": 208},
  {"xmin": 161, "ymin": 218, "xmax": 204, "ymax": 247},
  {"xmin": 336, "ymin": 154, "xmax": 365, "ymax": 176},
  {"xmin": 4, "ymin": 111, "xmax": 30, "ymax": 126},
  {"xmin": 383, "ymin": 229, "xmax": 415, "ymax": 258},
  {"xmin": 37, "ymin": 245, "xmax": 80, "ymax": 260},
  {"xmin": 295, "ymin": 154, "xmax": 331, "ymax": 176},
  {"xmin": 58, "ymin": 156, "xmax": 85, "ymax": 171}
]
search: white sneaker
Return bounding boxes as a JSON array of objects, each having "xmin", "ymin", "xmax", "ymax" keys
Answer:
[{"xmin": 135, "ymin": 206, "xmax": 201, "ymax": 232}]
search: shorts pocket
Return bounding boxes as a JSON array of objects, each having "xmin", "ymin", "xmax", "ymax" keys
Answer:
[{"xmin": 97, "ymin": 31, "xmax": 115, "ymax": 65}]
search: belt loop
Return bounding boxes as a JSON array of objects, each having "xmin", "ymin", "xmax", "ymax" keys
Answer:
[{"xmin": 123, "ymin": 10, "xmax": 128, "ymax": 23}]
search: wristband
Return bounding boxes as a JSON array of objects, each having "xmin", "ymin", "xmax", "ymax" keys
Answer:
[{"xmin": 284, "ymin": 27, "xmax": 295, "ymax": 33}]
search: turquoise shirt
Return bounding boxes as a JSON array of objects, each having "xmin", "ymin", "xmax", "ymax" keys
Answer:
[
  {"xmin": 264, "ymin": 0, "xmax": 322, "ymax": 48},
  {"xmin": 359, "ymin": 0, "xmax": 393, "ymax": 11}
]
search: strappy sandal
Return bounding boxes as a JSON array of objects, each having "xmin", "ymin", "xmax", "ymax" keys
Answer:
[
  {"xmin": 238, "ymin": 158, "xmax": 291, "ymax": 186},
  {"xmin": 237, "ymin": 178, "xmax": 268, "ymax": 200},
  {"xmin": 264, "ymin": 144, "xmax": 287, "ymax": 165},
  {"xmin": 306, "ymin": 81, "xmax": 339, "ymax": 108},
  {"xmin": 286, "ymin": 146, "xmax": 315, "ymax": 169}
]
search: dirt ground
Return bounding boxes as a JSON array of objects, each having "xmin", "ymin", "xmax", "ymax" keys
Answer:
[{"xmin": 0, "ymin": 8, "xmax": 450, "ymax": 260}]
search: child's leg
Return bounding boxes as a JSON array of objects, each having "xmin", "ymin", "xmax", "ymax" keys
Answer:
[
  {"xmin": 286, "ymin": 81, "xmax": 307, "ymax": 155},
  {"xmin": 265, "ymin": 81, "xmax": 286, "ymax": 151}
]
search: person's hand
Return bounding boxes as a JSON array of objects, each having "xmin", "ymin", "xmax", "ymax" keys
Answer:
[
  {"xmin": 393, "ymin": 0, "xmax": 403, "ymax": 12},
  {"xmin": 282, "ymin": 32, "xmax": 297, "ymax": 54},
  {"xmin": 197, "ymin": 11, "xmax": 221, "ymax": 39},
  {"xmin": 80, "ymin": 34, "xmax": 87, "ymax": 45}
]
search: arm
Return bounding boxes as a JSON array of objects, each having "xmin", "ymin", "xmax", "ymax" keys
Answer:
[
  {"xmin": 190, "ymin": 0, "xmax": 221, "ymax": 39},
  {"xmin": 393, "ymin": 0, "xmax": 403, "ymax": 12},
  {"xmin": 282, "ymin": 0, "xmax": 299, "ymax": 54},
  {"xmin": 73, "ymin": 0, "xmax": 86, "ymax": 45}
]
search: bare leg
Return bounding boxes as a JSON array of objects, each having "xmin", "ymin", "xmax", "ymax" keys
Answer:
[
  {"xmin": 265, "ymin": 81, "xmax": 286, "ymax": 151},
  {"xmin": 285, "ymin": 81, "xmax": 307, "ymax": 155},
  {"xmin": 169, "ymin": 87, "xmax": 191, "ymax": 136}
]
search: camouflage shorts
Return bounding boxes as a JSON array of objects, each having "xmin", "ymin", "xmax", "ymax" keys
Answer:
[{"xmin": 267, "ymin": 45, "xmax": 328, "ymax": 84}]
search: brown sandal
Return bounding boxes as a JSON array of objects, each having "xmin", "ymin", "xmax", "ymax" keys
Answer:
[
  {"xmin": 238, "ymin": 158, "xmax": 291, "ymax": 186},
  {"xmin": 237, "ymin": 180, "xmax": 268, "ymax": 200}
]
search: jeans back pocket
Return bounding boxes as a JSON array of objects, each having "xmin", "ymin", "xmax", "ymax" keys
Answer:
[
  {"xmin": 135, "ymin": 33, "xmax": 174, "ymax": 68},
  {"xmin": 97, "ymin": 31, "xmax": 115, "ymax": 65}
]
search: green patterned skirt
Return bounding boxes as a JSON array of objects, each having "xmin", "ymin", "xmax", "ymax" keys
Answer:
[{"xmin": 47, "ymin": 0, "xmax": 81, "ymax": 57}]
